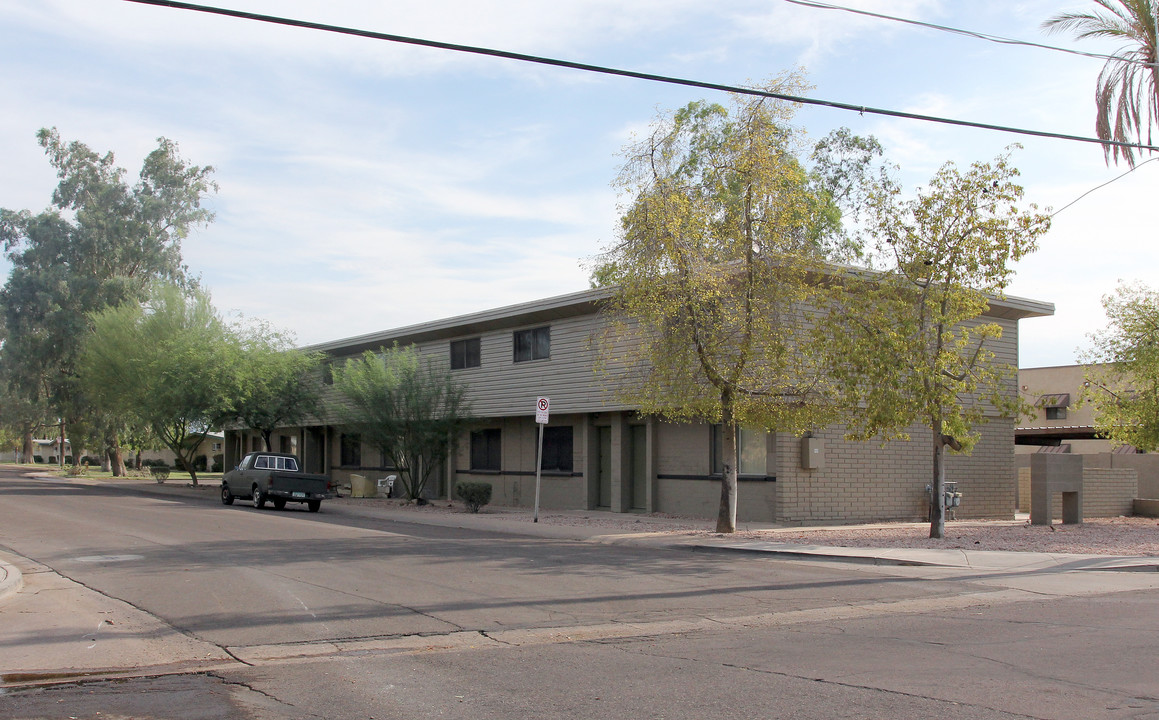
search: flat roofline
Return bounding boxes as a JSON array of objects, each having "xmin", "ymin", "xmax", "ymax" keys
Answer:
[
  {"xmin": 305, "ymin": 286, "xmax": 614, "ymax": 356},
  {"xmin": 305, "ymin": 277, "xmax": 1052, "ymax": 356}
]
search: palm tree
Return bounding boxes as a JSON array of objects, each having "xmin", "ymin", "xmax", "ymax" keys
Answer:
[{"xmin": 1044, "ymin": 0, "xmax": 1159, "ymax": 166}]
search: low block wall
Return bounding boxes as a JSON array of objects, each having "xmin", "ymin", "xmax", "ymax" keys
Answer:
[
  {"xmin": 1081, "ymin": 467, "xmax": 1138, "ymax": 517},
  {"xmin": 1018, "ymin": 461, "xmax": 1138, "ymax": 518}
]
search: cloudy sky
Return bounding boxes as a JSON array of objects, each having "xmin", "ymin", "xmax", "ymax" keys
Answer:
[{"xmin": 1, "ymin": 0, "xmax": 1153, "ymax": 367}]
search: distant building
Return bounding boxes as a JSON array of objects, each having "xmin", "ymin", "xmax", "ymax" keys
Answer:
[{"xmin": 1016, "ymin": 364, "xmax": 1142, "ymax": 455}]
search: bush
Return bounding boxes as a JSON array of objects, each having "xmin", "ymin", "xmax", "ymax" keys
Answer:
[
  {"xmin": 211, "ymin": 454, "xmax": 224, "ymax": 473},
  {"xmin": 33, "ymin": 455, "xmax": 43, "ymax": 464},
  {"xmin": 193, "ymin": 454, "xmax": 208, "ymax": 472},
  {"xmin": 149, "ymin": 465, "xmax": 170, "ymax": 482},
  {"xmin": 454, "ymin": 482, "xmax": 492, "ymax": 513}
]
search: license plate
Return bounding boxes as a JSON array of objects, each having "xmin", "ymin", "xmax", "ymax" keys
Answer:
[{"xmin": 292, "ymin": 492, "xmax": 306, "ymax": 498}]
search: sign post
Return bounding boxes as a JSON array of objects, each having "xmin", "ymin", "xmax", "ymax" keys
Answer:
[{"xmin": 533, "ymin": 397, "xmax": 549, "ymax": 523}]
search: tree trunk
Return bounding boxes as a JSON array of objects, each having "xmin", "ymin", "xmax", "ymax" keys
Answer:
[
  {"xmin": 21, "ymin": 430, "xmax": 33, "ymax": 464},
  {"xmin": 111, "ymin": 446, "xmax": 126, "ymax": 477},
  {"xmin": 716, "ymin": 393, "xmax": 738, "ymax": 534},
  {"xmin": 179, "ymin": 453, "xmax": 199, "ymax": 486},
  {"xmin": 929, "ymin": 427, "xmax": 946, "ymax": 540}
]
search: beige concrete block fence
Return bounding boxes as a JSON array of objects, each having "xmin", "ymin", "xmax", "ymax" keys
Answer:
[{"xmin": 1017, "ymin": 463, "xmax": 1139, "ymax": 518}]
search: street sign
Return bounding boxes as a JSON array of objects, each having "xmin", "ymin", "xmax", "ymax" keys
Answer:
[{"xmin": 535, "ymin": 396, "xmax": 550, "ymax": 424}]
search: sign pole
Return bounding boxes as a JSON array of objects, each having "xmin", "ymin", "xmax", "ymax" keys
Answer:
[{"xmin": 534, "ymin": 397, "xmax": 550, "ymax": 523}]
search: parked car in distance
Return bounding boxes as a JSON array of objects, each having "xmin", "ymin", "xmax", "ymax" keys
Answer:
[{"xmin": 221, "ymin": 452, "xmax": 330, "ymax": 512}]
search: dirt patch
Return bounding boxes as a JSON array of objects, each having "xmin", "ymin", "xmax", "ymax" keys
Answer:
[
  {"xmin": 724, "ymin": 516, "xmax": 1159, "ymax": 557},
  {"xmin": 335, "ymin": 496, "xmax": 1159, "ymax": 557}
]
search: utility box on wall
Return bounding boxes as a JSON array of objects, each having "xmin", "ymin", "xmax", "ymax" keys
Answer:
[{"xmin": 801, "ymin": 437, "xmax": 824, "ymax": 470}]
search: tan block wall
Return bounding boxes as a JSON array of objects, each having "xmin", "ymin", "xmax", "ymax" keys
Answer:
[
  {"xmin": 775, "ymin": 420, "xmax": 1017, "ymax": 524},
  {"xmin": 1080, "ymin": 468, "xmax": 1137, "ymax": 518},
  {"xmin": 1020, "ymin": 461, "xmax": 1136, "ymax": 519}
]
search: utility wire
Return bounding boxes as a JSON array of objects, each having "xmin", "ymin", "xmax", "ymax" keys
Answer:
[
  {"xmin": 781, "ymin": 0, "xmax": 1158, "ymax": 69},
  {"xmin": 1051, "ymin": 157, "xmax": 1158, "ymax": 217},
  {"xmin": 124, "ymin": 0, "xmax": 1159, "ymax": 154}
]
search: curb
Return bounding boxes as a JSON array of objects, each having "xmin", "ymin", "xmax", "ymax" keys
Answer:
[{"xmin": 0, "ymin": 558, "xmax": 24, "ymax": 603}]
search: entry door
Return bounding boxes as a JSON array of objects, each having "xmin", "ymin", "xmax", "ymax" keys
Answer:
[
  {"xmin": 598, "ymin": 426, "xmax": 612, "ymax": 508},
  {"xmin": 629, "ymin": 425, "xmax": 647, "ymax": 510}
]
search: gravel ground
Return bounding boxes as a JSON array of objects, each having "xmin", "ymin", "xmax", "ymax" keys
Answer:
[
  {"xmin": 725, "ymin": 516, "xmax": 1159, "ymax": 557},
  {"xmin": 338, "ymin": 497, "xmax": 1159, "ymax": 557}
]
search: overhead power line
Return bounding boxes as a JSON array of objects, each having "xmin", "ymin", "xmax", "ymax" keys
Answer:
[
  {"xmin": 781, "ymin": 0, "xmax": 1158, "ymax": 69},
  {"xmin": 125, "ymin": 0, "xmax": 1159, "ymax": 154}
]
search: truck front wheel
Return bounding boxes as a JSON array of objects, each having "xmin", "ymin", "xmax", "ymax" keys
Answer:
[
  {"xmin": 221, "ymin": 485, "xmax": 234, "ymax": 505},
  {"xmin": 252, "ymin": 485, "xmax": 266, "ymax": 509}
]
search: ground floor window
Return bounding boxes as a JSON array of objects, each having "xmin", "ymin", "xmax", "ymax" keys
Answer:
[
  {"xmin": 712, "ymin": 426, "xmax": 766, "ymax": 476},
  {"xmin": 340, "ymin": 432, "xmax": 361, "ymax": 467},
  {"xmin": 540, "ymin": 426, "xmax": 573, "ymax": 472},
  {"xmin": 470, "ymin": 429, "xmax": 501, "ymax": 471}
]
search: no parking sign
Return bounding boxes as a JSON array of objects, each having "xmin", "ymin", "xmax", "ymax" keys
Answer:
[{"xmin": 535, "ymin": 396, "xmax": 550, "ymax": 424}]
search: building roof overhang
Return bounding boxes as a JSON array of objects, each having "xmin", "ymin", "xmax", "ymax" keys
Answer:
[{"xmin": 304, "ymin": 269, "xmax": 1053, "ymax": 357}]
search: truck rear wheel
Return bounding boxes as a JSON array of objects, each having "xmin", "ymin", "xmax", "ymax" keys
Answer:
[
  {"xmin": 272, "ymin": 498, "xmax": 286, "ymax": 510},
  {"xmin": 307, "ymin": 500, "xmax": 321, "ymax": 513}
]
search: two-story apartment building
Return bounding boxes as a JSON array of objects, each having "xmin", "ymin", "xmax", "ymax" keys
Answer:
[{"xmin": 224, "ymin": 286, "xmax": 1053, "ymax": 524}]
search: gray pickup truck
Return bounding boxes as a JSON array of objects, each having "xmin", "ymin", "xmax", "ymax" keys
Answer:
[{"xmin": 221, "ymin": 452, "xmax": 331, "ymax": 512}]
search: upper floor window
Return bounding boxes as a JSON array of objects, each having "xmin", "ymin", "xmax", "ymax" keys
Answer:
[
  {"xmin": 1045, "ymin": 407, "xmax": 1067, "ymax": 420},
  {"xmin": 451, "ymin": 337, "xmax": 482, "ymax": 369},
  {"xmin": 513, "ymin": 326, "xmax": 550, "ymax": 362}
]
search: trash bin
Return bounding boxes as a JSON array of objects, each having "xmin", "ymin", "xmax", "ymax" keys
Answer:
[{"xmin": 350, "ymin": 474, "xmax": 376, "ymax": 498}]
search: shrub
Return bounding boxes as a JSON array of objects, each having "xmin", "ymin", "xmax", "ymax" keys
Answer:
[
  {"xmin": 193, "ymin": 454, "xmax": 208, "ymax": 472},
  {"xmin": 454, "ymin": 482, "xmax": 492, "ymax": 513},
  {"xmin": 211, "ymin": 454, "xmax": 224, "ymax": 473},
  {"xmin": 33, "ymin": 455, "xmax": 43, "ymax": 464}
]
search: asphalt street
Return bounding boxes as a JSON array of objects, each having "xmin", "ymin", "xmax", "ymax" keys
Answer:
[{"xmin": 2, "ymin": 466, "xmax": 1158, "ymax": 719}]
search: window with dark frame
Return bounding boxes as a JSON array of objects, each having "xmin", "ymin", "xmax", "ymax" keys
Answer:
[
  {"xmin": 340, "ymin": 433, "xmax": 361, "ymax": 467},
  {"xmin": 513, "ymin": 326, "xmax": 550, "ymax": 362},
  {"xmin": 450, "ymin": 337, "xmax": 481, "ymax": 369},
  {"xmin": 470, "ymin": 429, "xmax": 502, "ymax": 471},
  {"xmin": 711, "ymin": 425, "xmax": 766, "ymax": 476},
  {"xmin": 540, "ymin": 426, "xmax": 573, "ymax": 472},
  {"xmin": 1045, "ymin": 407, "xmax": 1067, "ymax": 420}
]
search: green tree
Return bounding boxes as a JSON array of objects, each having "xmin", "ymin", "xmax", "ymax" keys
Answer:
[
  {"xmin": 594, "ymin": 74, "xmax": 869, "ymax": 533},
  {"xmin": 232, "ymin": 320, "xmax": 324, "ymax": 452},
  {"xmin": 825, "ymin": 149, "xmax": 1051, "ymax": 539},
  {"xmin": 1080, "ymin": 282, "xmax": 1159, "ymax": 450},
  {"xmin": 331, "ymin": 345, "xmax": 472, "ymax": 502},
  {"xmin": 1043, "ymin": 1, "xmax": 1159, "ymax": 166},
  {"xmin": 0, "ymin": 324, "xmax": 50, "ymax": 463},
  {"xmin": 78, "ymin": 284, "xmax": 242, "ymax": 485},
  {"xmin": 0, "ymin": 127, "xmax": 215, "ymax": 454}
]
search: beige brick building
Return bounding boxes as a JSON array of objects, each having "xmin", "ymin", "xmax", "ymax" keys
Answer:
[{"xmin": 225, "ymin": 286, "xmax": 1053, "ymax": 524}]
